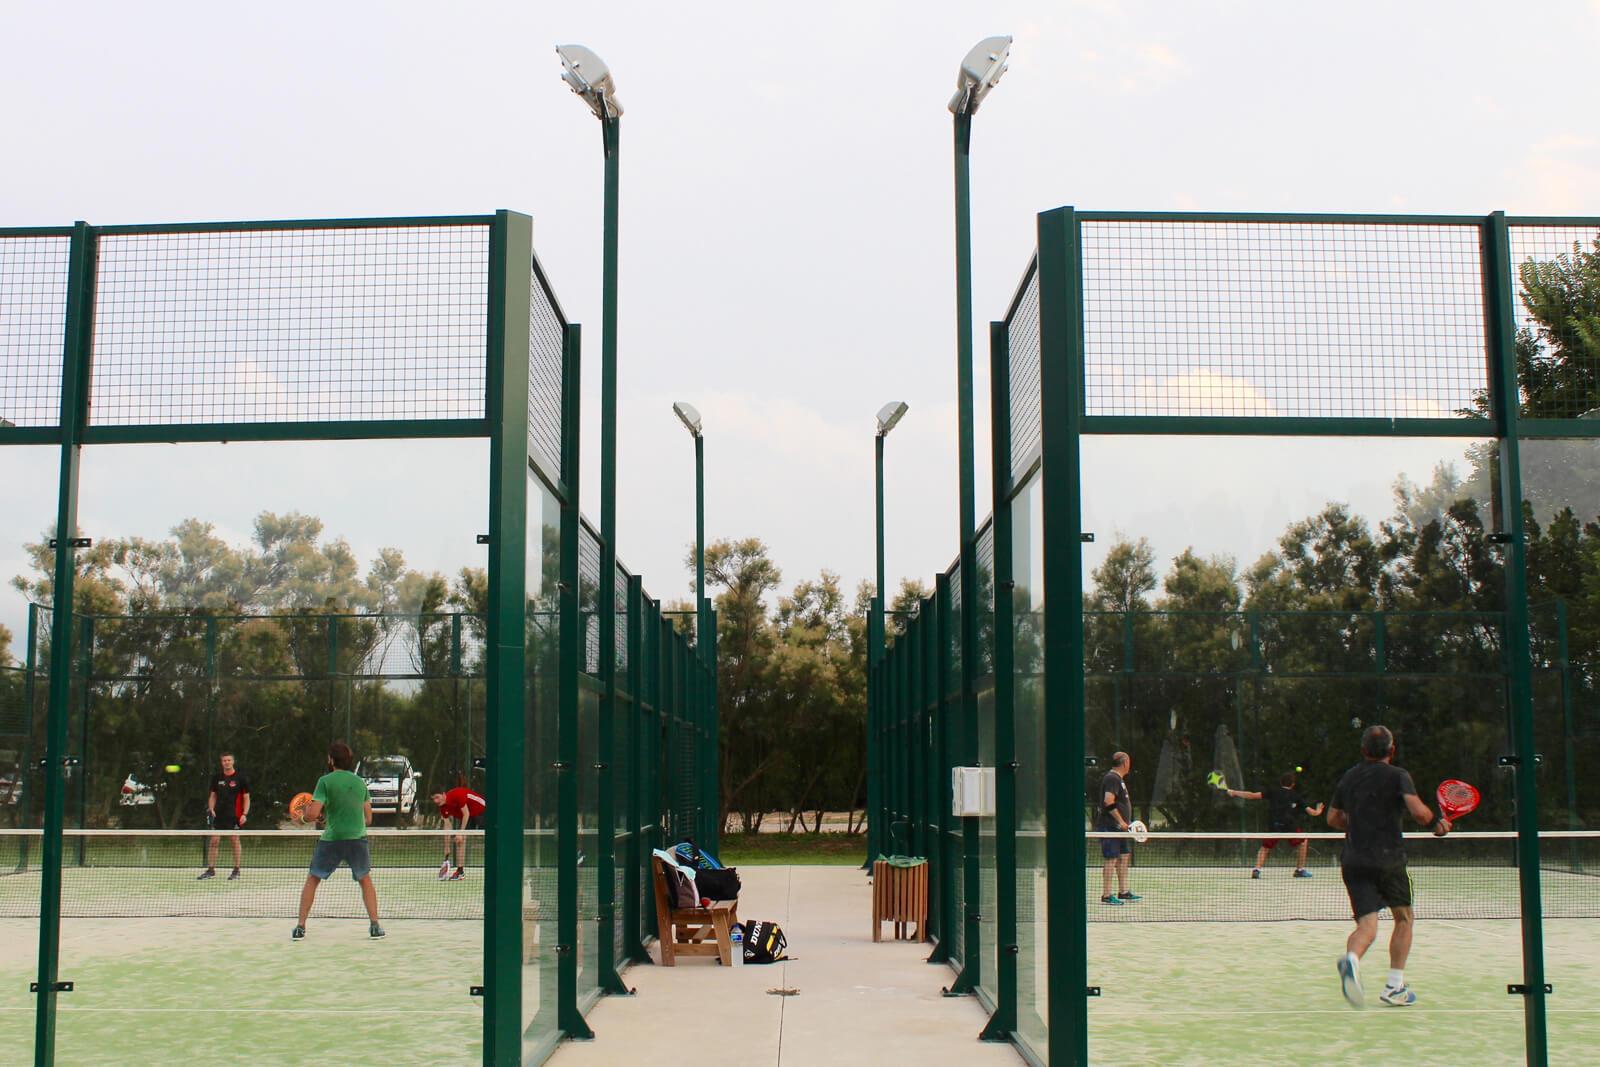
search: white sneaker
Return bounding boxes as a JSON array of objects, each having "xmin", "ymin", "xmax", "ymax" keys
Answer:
[
  {"xmin": 1380, "ymin": 984, "xmax": 1416, "ymax": 1006},
  {"xmin": 1337, "ymin": 954, "xmax": 1363, "ymax": 1008}
]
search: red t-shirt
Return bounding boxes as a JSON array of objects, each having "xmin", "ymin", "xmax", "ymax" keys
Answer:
[{"xmin": 438, "ymin": 787, "xmax": 486, "ymax": 821}]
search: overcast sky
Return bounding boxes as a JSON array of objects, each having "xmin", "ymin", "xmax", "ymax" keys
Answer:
[{"xmin": 4, "ymin": 1, "xmax": 1599, "ymax": 648}]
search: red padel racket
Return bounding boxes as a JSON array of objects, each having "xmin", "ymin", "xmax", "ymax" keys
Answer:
[{"xmin": 1437, "ymin": 779, "xmax": 1480, "ymax": 821}]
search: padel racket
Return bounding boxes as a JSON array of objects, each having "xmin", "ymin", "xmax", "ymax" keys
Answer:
[
  {"xmin": 1206, "ymin": 770, "xmax": 1229, "ymax": 792},
  {"xmin": 1128, "ymin": 819, "xmax": 1149, "ymax": 844},
  {"xmin": 1437, "ymin": 779, "xmax": 1480, "ymax": 821},
  {"xmin": 288, "ymin": 791, "xmax": 314, "ymax": 823}
]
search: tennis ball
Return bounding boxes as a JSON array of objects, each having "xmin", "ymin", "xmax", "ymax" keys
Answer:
[
  {"xmin": 164, "ymin": 764, "xmax": 182, "ymax": 774},
  {"xmin": 1295, "ymin": 765, "xmax": 1304, "ymax": 773}
]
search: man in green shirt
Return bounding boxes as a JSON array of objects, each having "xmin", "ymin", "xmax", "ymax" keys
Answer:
[{"xmin": 293, "ymin": 741, "xmax": 384, "ymax": 940}]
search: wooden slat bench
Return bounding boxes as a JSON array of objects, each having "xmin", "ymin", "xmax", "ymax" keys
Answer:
[{"xmin": 652, "ymin": 856, "xmax": 739, "ymax": 966}]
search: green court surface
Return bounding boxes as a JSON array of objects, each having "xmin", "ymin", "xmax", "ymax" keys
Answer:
[
  {"xmin": 2, "ymin": 916, "xmax": 489, "ymax": 1065},
  {"xmin": 1080, "ymin": 919, "xmax": 1600, "ymax": 1065}
]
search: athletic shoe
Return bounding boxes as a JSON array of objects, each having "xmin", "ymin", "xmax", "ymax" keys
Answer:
[
  {"xmin": 369, "ymin": 922, "xmax": 386, "ymax": 940},
  {"xmin": 1100, "ymin": 895, "xmax": 1123, "ymax": 906},
  {"xmin": 1338, "ymin": 954, "xmax": 1364, "ymax": 1008},
  {"xmin": 1250, "ymin": 868, "xmax": 1261, "ymax": 879},
  {"xmin": 197, "ymin": 869, "xmax": 215, "ymax": 881},
  {"xmin": 228, "ymin": 868, "xmax": 240, "ymax": 881},
  {"xmin": 438, "ymin": 860, "xmax": 452, "ymax": 880},
  {"xmin": 1294, "ymin": 868, "xmax": 1314, "ymax": 879},
  {"xmin": 1117, "ymin": 891, "xmax": 1141, "ymax": 902},
  {"xmin": 291, "ymin": 925, "xmax": 306, "ymax": 941},
  {"xmin": 449, "ymin": 868, "xmax": 466, "ymax": 881},
  {"xmin": 1380, "ymin": 984, "xmax": 1416, "ymax": 1007}
]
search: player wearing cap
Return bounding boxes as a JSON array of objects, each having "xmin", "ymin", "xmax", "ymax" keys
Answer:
[
  {"xmin": 1096, "ymin": 751, "xmax": 1141, "ymax": 906},
  {"xmin": 199, "ymin": 752, "xmax": 249, "ymax": 881},
  {"xmin": 1226, "ymin": 769, "xmax": 1325, "ymax": 878},
  {"xmin": 432, "ymin": 775, "xmax": 486, "ymax": 881},
  {"xmin": 1327, "ymin": 725, "xmax": 1449, "ymax": 1008}
]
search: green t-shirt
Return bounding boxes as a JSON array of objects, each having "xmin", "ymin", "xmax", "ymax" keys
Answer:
[{"xmin": 312, "ymin": 769, "xmax": 369, "ymax": 841}]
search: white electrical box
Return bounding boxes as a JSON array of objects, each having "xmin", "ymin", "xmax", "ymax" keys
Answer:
[{"xmin": 951, "ymin": 766, "xmax": 996, "ymax": 817}]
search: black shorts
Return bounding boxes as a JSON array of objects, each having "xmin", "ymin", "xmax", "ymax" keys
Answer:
[
  {"xmin": 211, "ymin": 816, "xmax": 242, "ymax": 832},
  {"xmin": 464, "ymin": 814, "xmax": 483, "ymax": 832},
  {"xmin": 1341, "ymin": 863, "xmax": 1412, "ymax": 918}
]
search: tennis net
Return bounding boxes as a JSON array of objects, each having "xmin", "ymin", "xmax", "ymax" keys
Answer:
[
  {"xmin": 1064, "ymin": 831, "xmax": 1600, "ymax": 922},
  {"xmin": 0, "ymin": 828, "xmax": 559, "ymax": 920}
]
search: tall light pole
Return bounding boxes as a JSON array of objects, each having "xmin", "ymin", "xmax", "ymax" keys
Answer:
[
  {"xmin": 673, "ymin": 402, "xmax": 706, "ymax": 655},
  {"xmin": 947, "ymin": 33, "xmax": 1010, "ymax": 995},
  {"xmin": 869, "ymin": 401, "xmax": 907, "ymax": 869},
  {"xmin": 556, "ymin": 42, "xmax": 628, "ymax": 1015}
]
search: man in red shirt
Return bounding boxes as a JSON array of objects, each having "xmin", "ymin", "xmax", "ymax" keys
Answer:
[{"xmin": 432, "ymin": 777, "xmax": 485, "ymax": 881}]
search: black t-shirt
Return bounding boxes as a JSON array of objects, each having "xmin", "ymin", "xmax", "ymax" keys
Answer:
[
  {"xmin": 1331, "ymin": 761, "xmax": 1417, "ymax": 868},
  {"xmin": 1096, "ymin": 770, "xmax": 1131, "ymax": 830},
  {"xmin": 1265, "ymin": 785, "xmax": 1311, "ymax": 831},
  {"xmin": 210, "ymin": 772, "xmax": 250, "ymax": 822}
]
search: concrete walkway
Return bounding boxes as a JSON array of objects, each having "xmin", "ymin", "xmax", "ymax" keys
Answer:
[{"xmin": 551, "ymin": 865, "xmax": 1021, "ymax": 1066}]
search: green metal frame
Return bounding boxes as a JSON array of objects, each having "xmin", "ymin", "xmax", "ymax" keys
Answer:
[
  {"xmin": 4, "ymin": 210, "xmax": 719, "ymax": 1066},
  {"xmin": 872, "ymin": 204, "xmax": 1598, "ymax": 1067}
]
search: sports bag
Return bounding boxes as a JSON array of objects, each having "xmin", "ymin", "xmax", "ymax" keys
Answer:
[
  {"xmin": 741, "ymin": 919, "xmax": 789, "ymax": 964},
  {"xmin": 695, "ymin": 867, "xmax": 741, "ymax": 901},
  {"xmin": 658, "ymin": 858, "xmax": 698, "ymax": 908}
]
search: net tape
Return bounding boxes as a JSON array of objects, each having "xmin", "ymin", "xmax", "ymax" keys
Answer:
[
  {"xmin": 0, "ymin": 829, "xmax": 561, "ymax": 921},
  {"xmin": 1073, "ymin": 831, "xmax": 1599, "ymax": 923}
]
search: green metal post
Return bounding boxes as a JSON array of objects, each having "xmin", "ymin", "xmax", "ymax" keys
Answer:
[
  {"xmin": 949, "ymin": 107, "xmax": 984, "ymax": 1000},
  {"xmin": 1555, "ymin": 600, "xmax": 1578, "ymax": 832},
  {"xmin": 928, "ymin": 574, "xmax": 954, "ymax": 967},
  {"xmin": 556, "ymin": 322, "xmax": 593, "ymax": 1040},
  {"xmin": 981, "ymin": 320, "xmax": 1018, "ymax": 1042},
  {"xmin": 1037, "ymin": 207, "xmax": 1090, "ymax": 1067},
  {"xmin": 22, "ymin": 605, "xmax": 38, "ymax": 826},
  {"xmin": 34, "ymin": 219, "xmax": 95, "ymax": 1067},
  {"xmin": 482, "ymin": 210, "xmax": 532, "ymax": 1065},
  {"xmin": 594, "ymin": 107, "xmax": 629, "ymax": 1001},
  {"xmin": 624, "ymin": 575, "xmax": 647, "ymax": 963},
  {"xmin": 704, "ymin": 606, "xmax": 719, "ymax": 851},
  {"xmin": 1484, "ymin": 210, "xmax": 1549, "ymax": 1066}
]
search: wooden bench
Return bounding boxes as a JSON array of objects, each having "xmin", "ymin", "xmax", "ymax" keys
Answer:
[{"xmin": 651, "ymin": 856, "xmax": 738, "ymax": 966}]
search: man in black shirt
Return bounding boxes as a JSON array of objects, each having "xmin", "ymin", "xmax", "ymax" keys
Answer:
[
  {"xmin": 1226, "ymin": 770, "xmax": 1325, "ymax": 878},
  {"xmin": 1095, "ymin": 751, "xmax": 1141, "ymax": 905},
  {"xmin": 1327, "ymin": 725, "xmax": 1450, "ymax": 1008},
  {"xmin": 199, "ymin": 752, "xmax": 250, "ymax": 881}
]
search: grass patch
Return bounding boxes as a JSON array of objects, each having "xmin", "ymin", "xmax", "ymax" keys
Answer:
[{"xmin": 717, "ymin": 832, "xmax": 865, "ymax": 866}]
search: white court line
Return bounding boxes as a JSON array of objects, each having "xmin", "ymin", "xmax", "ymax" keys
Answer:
[
  {"xmin": 0, "ymin": 1007, "xmax": 478, "ymax": 1016},
  {"xmin": 1091, "ymin": 1007, "xmax": 1599, "ymax": 1016}
]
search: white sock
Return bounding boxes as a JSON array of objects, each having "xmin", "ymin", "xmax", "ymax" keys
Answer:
[
  {"xmin": 1346, "ymin": 952, "xmax": 1359, "ymax": 970},
  {"xmin": 1388, "ymin": 969, "xmax": 1404, "ymax": 988}
]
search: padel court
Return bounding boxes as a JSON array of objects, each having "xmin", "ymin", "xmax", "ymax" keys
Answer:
[{"xmin": 4, "ymin": 199, "xmax": 1599, "ymax": 1067}]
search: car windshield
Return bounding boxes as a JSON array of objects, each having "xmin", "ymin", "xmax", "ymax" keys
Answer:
[{"xmin": 361, "ymin": 760, "xmax": 407, "ymax": 778}]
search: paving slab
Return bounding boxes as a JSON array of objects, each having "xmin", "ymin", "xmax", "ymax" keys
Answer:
[{"xmin": 551, "ymin": 865, "xmax": 1020, "ymax": 1066}]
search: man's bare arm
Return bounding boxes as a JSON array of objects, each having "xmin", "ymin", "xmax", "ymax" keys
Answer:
[{"xmin": 1326, "ymin": 806, "xmax": 1348, "ymax": 831}]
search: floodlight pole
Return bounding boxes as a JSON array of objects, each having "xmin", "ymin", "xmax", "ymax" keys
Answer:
[
  {"xmin": 695, "ymin": 431, "xmax": 705, "ymax": 658},
  {"xmin": 947, "ymin": 98, "xmax": 983, "ymax": 999}
]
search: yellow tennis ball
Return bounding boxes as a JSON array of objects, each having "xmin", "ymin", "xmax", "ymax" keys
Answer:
[{"xmin": 165, "ymin": 764, "xmax": 182, "ymax": 774}]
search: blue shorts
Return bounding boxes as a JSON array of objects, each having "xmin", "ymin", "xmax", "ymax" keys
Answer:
[
  {"xmin": 309, "ymin": 838, "xmax": 372, "ymax": 881},
  {"xmin": 1100, "ymin": 837, "xmax": 1131, "ymax": 859}
]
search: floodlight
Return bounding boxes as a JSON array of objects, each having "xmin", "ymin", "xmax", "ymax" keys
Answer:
[
  {"xmin": 556, "ymin": 45, "xmax": 623, "ymax": 120},
  {"xmin": 673, "ymin": 401, "xmax": 703, "ymax": 436},
  {"xmin": 948, "ymin": 35, "xmax": 1012, "ymax": 115},
  {"xmin": 876, "ymin": 401, "xmax": 909, "ymax": 436}
]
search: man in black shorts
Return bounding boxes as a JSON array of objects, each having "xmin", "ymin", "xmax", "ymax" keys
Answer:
[
  {"xmin": 1226, "ymin": 770, "xmax": 1325, "ymax": 878},
  {"xmin": 199, "ymin": 752, "xmax": 249, "ymax": 881},
  {"xmin": 1327, "ymin": 725, "xmax": 1450, "ymax": 1008},
  {"xmin": 1096, "ymin": 751, "xmax": 1141, "ymax": 906}
]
